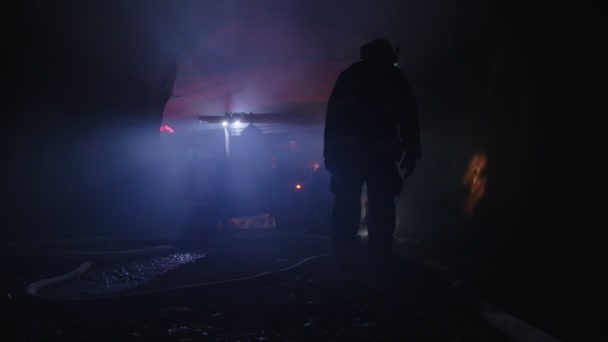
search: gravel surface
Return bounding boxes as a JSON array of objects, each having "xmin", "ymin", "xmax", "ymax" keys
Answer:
[{"xmin": 1, "ymin": 234, "xmax": 507, "ymax": 341}]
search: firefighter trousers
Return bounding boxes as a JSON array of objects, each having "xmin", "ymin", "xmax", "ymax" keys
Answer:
[{"xmin": 329, "ymin": 159, "xmax": 403, "ymax": 256}]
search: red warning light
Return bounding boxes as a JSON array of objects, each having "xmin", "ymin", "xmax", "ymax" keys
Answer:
[{"xmin": 160, "ymin": 125, "xmax": 174, "ymax": 133}]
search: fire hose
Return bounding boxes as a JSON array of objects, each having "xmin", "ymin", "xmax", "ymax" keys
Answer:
[{"xmin": 13, "ymin": 238, "xmax": 333, "ymax": 301}]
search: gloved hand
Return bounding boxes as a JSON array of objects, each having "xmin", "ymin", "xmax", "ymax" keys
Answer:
[{"xmin": 400, "ymin": 156, "xmax": 416, "ymax": 179}]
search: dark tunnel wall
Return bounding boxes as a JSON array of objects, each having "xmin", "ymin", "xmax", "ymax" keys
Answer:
[
  {"xmin": 389, "ymin": 0, "xmax": 567, "ymax": 299},
  {"xmin": 2, "ymin": 0, "xmax": 180, "ymax": 239},
  {"xmin": 475, "ymin": 2, "xmax": 566, "ymax": 270},
  {"xmin": 431, "ymin": 0, "xmax": 567, "ymax": 295}
]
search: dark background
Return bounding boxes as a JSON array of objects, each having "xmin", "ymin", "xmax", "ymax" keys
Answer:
[{"xmin": 2, "ymin": 0, "xmax": 573, "ymax": 334}]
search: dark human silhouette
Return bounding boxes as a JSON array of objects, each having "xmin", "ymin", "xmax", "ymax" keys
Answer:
[{"xmin": 323, "ymin": 38, "xmax": 421, "ymax": 264}]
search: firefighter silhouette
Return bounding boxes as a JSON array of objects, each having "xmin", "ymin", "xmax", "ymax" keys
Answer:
[{"xmin": 323, "ymin": 38, "xmax": 421, "ymax": 262}]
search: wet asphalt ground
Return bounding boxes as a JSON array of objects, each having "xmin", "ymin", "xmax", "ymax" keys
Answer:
[{"xmin": 0, "ymin": 232, "xmax": 508, "ymax": 341}]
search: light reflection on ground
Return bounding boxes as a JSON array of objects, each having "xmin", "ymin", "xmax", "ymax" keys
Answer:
[{"xmin": 40, "ymin": 253, "xmax": 206, "ymax": 298}]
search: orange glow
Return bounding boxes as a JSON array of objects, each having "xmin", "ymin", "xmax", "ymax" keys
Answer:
[
  {"xmin": 462, "ymin": 153, "xmax": 487, "ymax": 216},
  {"xmin": 295, "ymin": 184, "xmax": 302, "ymax": 190},
  {"xmin": 312, "ymin": 161, "xmax": 320, "ymax": 171}
]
